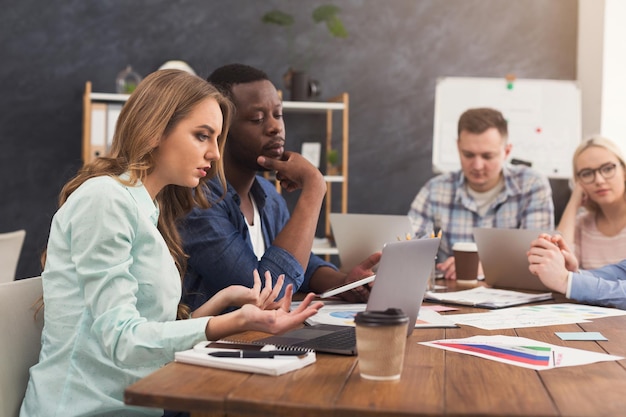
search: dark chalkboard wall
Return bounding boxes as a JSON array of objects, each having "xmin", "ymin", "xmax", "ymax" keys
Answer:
[{"xmin": 0, "ymin": 0, "xmax": 577, "ymax": 279}]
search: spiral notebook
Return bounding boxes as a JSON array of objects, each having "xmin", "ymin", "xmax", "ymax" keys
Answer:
[
  {"xmin": 175, "ymin": 340, "xmax": 316, "ymax": 376},
  {"xmin": 255, "ymin": 237, "xmax": 441, "ymax": 355}
]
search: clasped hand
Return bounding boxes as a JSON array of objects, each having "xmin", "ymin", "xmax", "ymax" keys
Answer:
[{"xmin": 527, "ymin": 233, "xmax": 579, "ymax": 294}]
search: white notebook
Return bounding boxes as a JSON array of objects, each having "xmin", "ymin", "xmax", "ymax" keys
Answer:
[
  {"xmin": 175, "ymin": 341, "xmax": 316, "ymax": 376},
  {"xmin": 425, "ymin": 287, "xmax": 552, "ymax": 309}
]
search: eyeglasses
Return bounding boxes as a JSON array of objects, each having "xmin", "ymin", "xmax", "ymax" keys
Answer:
[{"xmin": 576, "ymin": 162, "xmax": 618, "ymax": 184}]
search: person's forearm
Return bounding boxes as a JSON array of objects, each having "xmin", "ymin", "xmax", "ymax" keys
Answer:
[
  {"xmin": 308, "ymin": 266, "xmax": 345, "ymax": 293},
  {"xmin": 556, "ymin": 197, "xmax": 579, "ymax": 246},
  {"xmin": 273, "ymin": 179, "xmax": 326, "ymax": 269},
  {"xmin": 204, "ymin": 310, "xmax": 246, "ymax": 341},
  {"xmin": 191, "ymin": 290, "xmax": 232, "ymax": 318}
]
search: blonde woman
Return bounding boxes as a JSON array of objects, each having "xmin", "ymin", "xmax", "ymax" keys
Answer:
[
  {"xmin": 557, "ymin": 136, "xmax": 626, "ymax": 269},
  {"xmin": 20, "ymin": 70, "xmax": 322, "ymax": 417}
]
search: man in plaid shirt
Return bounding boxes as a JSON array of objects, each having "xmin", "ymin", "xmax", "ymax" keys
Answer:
[{"xmin": 408, "ymin": 108, "xmax": 554, "ymax": 280}]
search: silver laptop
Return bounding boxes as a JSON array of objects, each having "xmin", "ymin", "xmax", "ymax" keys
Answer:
[
  {"xmin": 257, "ymin": 237, "xmax": 440, "ymax": 355},
  {"xmin": 329, "ymin": 213, "xmax": 414, "ymax": 272},
  {"xmin": 473, "ymin": 228, "xmax": 552, "ymax": 292}
]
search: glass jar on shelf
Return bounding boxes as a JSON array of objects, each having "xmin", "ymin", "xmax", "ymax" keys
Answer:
[{"xmin": 115, "ymin": 65, "xmax": 142, "ymax": 94}]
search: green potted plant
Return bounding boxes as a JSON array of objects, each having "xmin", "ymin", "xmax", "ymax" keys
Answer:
[
  {"xmin": 327, "ymin": 148, "xmax": 341, "ymax": 176},
  {"xmin": 262, "ymin": 4, "xmax": 348, "ymax": 100}
]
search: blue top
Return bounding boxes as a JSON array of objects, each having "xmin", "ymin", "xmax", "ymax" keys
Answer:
[
  {"xmin": 570, "ymin": 262, "xmax": 626, "ymax": 310},
  {"xmin": 20, "ymin": 176, "xmax": 210, "ymax": 417},
  {"xmin": 408, "ymin": 164, "xmax": 555, "ymax": 262},
  {"xmin": 180, "ymin": 175, "xmax": 336, "ymax": 310}
]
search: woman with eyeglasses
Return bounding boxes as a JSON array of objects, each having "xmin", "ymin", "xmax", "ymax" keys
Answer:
[
  {"xmin": 526, "ymin": 136, "xmax": 626, "ymax": 310},
  {"xmin": 557, "ymin": 136, "xmax": 626, "ymax": 269}
]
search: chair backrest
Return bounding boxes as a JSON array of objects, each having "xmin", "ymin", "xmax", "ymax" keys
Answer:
[
  {"xmin": 0, "ymin": 277, "xmax": 43, "ymax": 417},
  {"xmin": 0, "ymin": 230, "xmax": 26, "ymax": 283}
]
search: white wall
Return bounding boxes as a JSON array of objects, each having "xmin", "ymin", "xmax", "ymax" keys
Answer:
[{"xmin": 578, "ymin": 0, "xmax": 626, "ymax": 151}]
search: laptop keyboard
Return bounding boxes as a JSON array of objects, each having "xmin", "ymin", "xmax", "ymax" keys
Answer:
[{"xmin": 293, "ymin": 327, "xmax": 356, "ymax": 350}]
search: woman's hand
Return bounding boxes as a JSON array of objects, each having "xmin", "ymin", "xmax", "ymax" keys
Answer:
[
  {"xmin": 193, "ymin": 270, "xmax": 286, "ymax": 317},
  {"xmin": 204, "ymin": 286, "xmax": 324, "ymax": 340},
  {"xmin": 224, "ymin": 270, "xmax": 286, "ymax": 309},
  {"xmin": 238, "ymin": 290, "xmax": 324, "ymax": 335}
]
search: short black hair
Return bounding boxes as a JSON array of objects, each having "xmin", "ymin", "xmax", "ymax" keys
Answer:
[{"xmin": 207, "ymin": 64, "xmax": 269, "ymax": 101}]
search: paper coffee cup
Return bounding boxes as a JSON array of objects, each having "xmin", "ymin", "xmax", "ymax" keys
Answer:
[
  {"xmin": 355, "ymin": 308, "xmax": 408, "ymax": 380},
  {"xmin": 452, "ymin": 242, "xmax": 479, "ymax": 281}
]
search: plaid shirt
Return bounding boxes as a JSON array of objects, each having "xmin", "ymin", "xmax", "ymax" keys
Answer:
[{"xmin": 408, "ymin": 165, "xmax": 554, "ymax": 262}]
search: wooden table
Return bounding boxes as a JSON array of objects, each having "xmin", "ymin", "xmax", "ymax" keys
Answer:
[{"xmin": 125, "ymin": 289, "xmax": 626, "ymax": 417}]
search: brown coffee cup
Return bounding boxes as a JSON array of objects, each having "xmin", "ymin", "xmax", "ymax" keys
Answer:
[
  {"xmin": 452, "ymin": 242, "xmax": 479, "ymax": 280},
  {"xmin": 354, "ymin": 308, "xmax": 408, "ymax": 380}
]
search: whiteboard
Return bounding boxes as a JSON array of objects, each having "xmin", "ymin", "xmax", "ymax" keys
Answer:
[{"xmin": 432, "ymin": 77, "xmax": 581, "ymax": 179}]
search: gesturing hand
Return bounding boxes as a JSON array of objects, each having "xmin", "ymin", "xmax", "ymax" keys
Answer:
[
  {"xmin": 227, "ymin": 270, "xmax": 286, "ymax": 309},
  {"xmin": 239, "ymin": 291, "xmax": 324, "ymax": 335}
]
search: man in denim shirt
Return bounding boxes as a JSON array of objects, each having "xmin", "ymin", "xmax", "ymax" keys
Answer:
[{"xmin": 180, "ymin": 64, "xmax": 379, "ymax": 311}]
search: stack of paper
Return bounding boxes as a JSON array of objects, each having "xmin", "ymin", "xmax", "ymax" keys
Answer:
[{"xmin": 425, "ymin": 287, "xmax": 552, "ymax": 309}]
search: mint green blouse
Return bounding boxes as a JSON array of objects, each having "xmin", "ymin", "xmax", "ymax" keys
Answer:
[{"xmin": 20, "ymin": 175, "xmax": 210, "ymax": 417}]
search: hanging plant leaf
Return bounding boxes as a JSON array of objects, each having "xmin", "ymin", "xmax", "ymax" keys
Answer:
[
  {"xmin": 325, "ymin": 15, "xmax": 347, "ymax": 38},
  {"xmin": 312, "ymin": 4, "xmax": 341, "ymax": 23},
  {"xmin": 261, "ymin": 10, "xmax": 294, "ymax": 26}
]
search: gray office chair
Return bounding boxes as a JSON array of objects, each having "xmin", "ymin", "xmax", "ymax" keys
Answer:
[
  {"xmin": 0, "ymin": 276, "xmax": 43, "ymax": 417},
  {"xmin": 0, "ymin": 230, "xmax": 26, "ymax": 283}
]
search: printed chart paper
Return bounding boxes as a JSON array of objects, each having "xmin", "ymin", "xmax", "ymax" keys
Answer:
[
  {"xmin": 421, "ymin": 335, "xmax": 623, "ymax": 370},
  {"xmin": 304, "ymin": 303, "xmax": 457, "ymax": 328},
  {"xmin": 449, "ymin": 303, "xmax": 626, "ymax": 330}
]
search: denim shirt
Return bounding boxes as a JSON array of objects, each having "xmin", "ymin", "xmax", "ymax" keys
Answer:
[
  {"xmin": 571, "ymin": 262, "xmax": 626, "ymax": 310},
  {"xmin": 180, "ymin": 175, "xmax": 336, "ymax": 311}
]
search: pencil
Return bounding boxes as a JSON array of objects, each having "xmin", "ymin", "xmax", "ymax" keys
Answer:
[{"xmin": 437, "ymin": 230, "xmax": 442, "ymax": 238}]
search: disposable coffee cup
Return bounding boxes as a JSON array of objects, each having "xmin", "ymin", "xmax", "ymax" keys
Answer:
[
  {"xmin": 354, "ymin": 308, "xmax": 409, "ymax": 380},
  {"xmin": 452, "ymin": 242, "xmax": 479, "ymax": 281}
]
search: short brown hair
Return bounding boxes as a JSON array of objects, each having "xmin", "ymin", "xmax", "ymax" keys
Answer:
[{"xmin": 457, "ymin": 108, "xmax": 508, "ymax": 140}]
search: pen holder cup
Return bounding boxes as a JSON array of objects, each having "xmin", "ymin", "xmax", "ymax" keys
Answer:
[{"xmin": 355, "ymin": 308, "xmax": 409, "ymax": 380}]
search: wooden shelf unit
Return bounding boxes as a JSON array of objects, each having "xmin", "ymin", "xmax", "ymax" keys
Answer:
[{"xmin": 282, "ymin": 93, "xmax": 349, "ymax": 253}]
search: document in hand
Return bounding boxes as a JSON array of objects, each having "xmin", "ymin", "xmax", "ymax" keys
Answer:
[
  {"xmin": 175, "ymin": 341, "xmax": 316, "ymax": 376},
  {"xmin": 425, "ymin": 287, "xmax": 553, "ymax": 309}
]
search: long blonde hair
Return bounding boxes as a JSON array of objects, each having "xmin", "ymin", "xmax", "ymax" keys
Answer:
[
  {"xmin": 573, "ymin": 135, "xmax": 626, "ymax": 214},
  {"xmin": 49, "ymin": 69, "xmax": 234, "ymax": 318}
]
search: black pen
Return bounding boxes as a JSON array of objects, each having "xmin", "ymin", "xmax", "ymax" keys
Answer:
[{"xmin": 209, "ymin": 350, "xmax": 307, "ymax": 358}]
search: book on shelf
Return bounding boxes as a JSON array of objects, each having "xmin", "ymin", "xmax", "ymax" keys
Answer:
[
  {"xmin": 175, "ymin": 340, "xmax": 316, "ymax": 376},
  {"xmin": 424, "ymin": 287, "xmax": 553, "ymax": 309}
]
